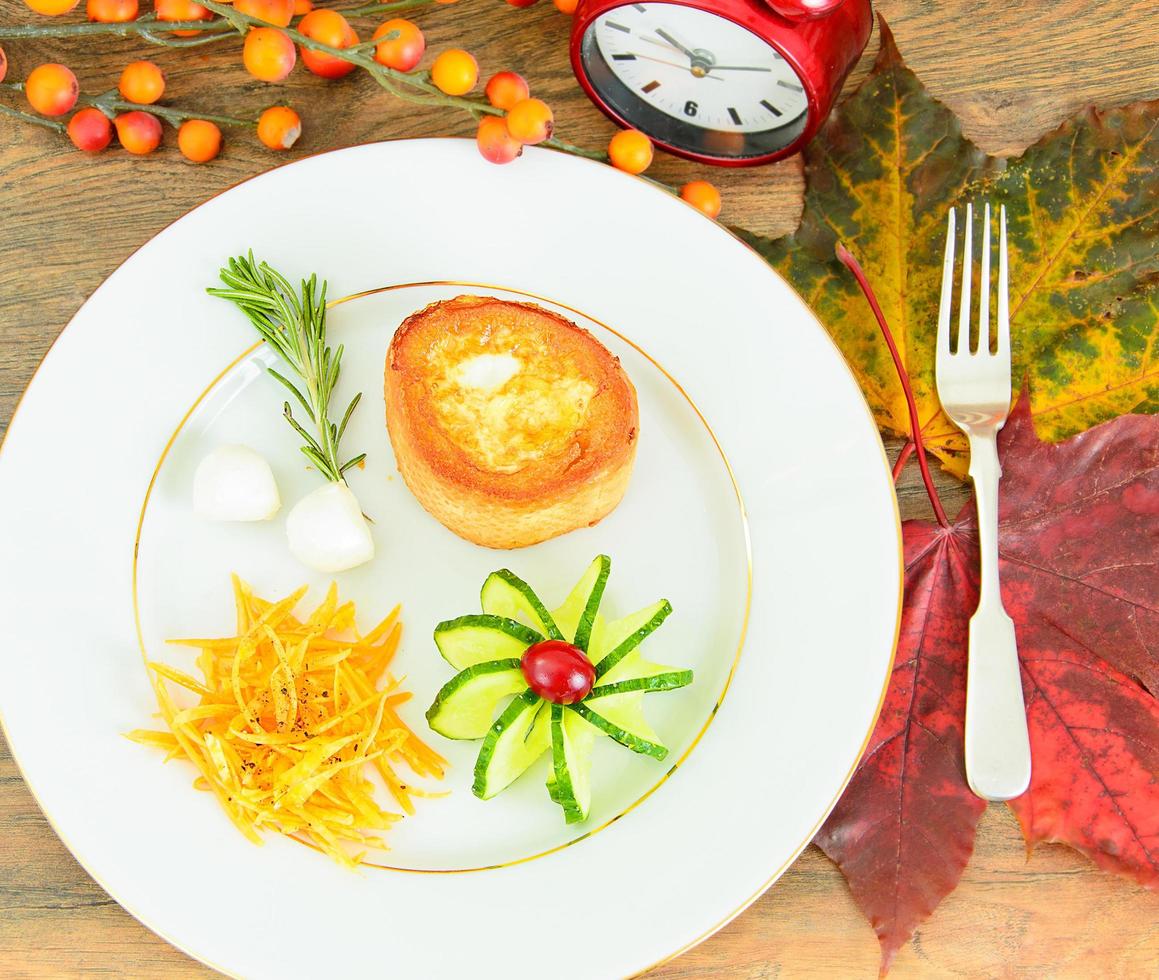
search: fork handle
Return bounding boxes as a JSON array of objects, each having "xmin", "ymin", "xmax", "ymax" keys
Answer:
[{"xmin": 964, "ymin": 431, "xmax": 1032, "ymax": 801}]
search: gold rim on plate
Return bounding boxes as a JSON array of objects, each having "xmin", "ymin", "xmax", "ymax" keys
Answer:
[{"xmin": 132, "ymin": 280, "xmax": 753, "ymax": 875}]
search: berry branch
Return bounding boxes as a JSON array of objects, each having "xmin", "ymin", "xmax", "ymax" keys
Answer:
[
  {"xmin": 1, "ymin": 80, "xmax": 253, "ymax": 128},
  {"xmin": 0, "ymin": 0, "xmax": 722, "ymax": 215}
]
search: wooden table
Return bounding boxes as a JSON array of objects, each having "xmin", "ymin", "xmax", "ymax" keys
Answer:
[{"xmin": 2, "ymin": 0, "xmax": 1157, "ymax": 974}]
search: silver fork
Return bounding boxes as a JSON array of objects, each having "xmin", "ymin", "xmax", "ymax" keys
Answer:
[{"xmin": 936, "ymin": 203, "xmax": 1032, "ymax": 801}]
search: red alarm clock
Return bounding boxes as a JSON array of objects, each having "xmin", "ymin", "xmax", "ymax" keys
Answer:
[{"xmin": 570, "ymin": 0, "xmax": 871, "ymax": 166}]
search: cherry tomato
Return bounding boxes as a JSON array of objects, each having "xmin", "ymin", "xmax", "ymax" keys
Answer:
[
  {"xmin": 119, "ymin": 61, "xmax": 165, "ymax": 104},
  {"xmin": 114, "ymin": 110, "xmax": 162, "ymax": 154},
  {"xmin": 430, "ymin": 48, "xmax": 477, "ymax": 96},
  {"xmin": 234, "ymin": 0, "xmax": 292, "ymax": 25},
  {"xmin": 298, "ymin": 9, "xmax": 357, "ymax": 79},
  {"xmin": 608, "ymin": 128, "xmax": 652, "ymax": 174},
  {"xmin": 87, "ymin": 0, "xmax": 138, "ymax": 21},
  {"xmin": 476, "ymin": 114, "xmax": 522, "ymax": 164},
  {"xmin": 680, "ymin": 180, "xmax": 722, "ymax": 219},
  {"xmin": 257, "ymin": 105, "xmax": 301, "ymax": 149},
  {"xmin": 22, "ymin": 0, "xmax": 80, "ymax": 15},
  {"xmin": 25, "ymin": 64, "xmax": 78, "ymax": 117},
  {"xmin": 67, "ymin": 107, "xmax": 113, "ymax": 151},
  {"xmin": 372, "ymin": 18, "xmax": 424, "ymax": 72},
  {"xmin": 521, "ymin": 640, "xmax": 595, "ymax": 705},
  {"xmin": 485, "ymin": 70, "xmax": 528, "ymax": 111},
  {"xmin": 243, "ymin": 27, "xmax": 296, "ymax": 82}
]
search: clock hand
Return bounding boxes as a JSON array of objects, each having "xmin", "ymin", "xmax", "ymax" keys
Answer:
[
  {"xmin": 630, "ymin": 52, "xmax": 726, "ymax": 79},
  {"xmin": 640, "ymin": 34, "xmax": 683, "ymax": 55},
  {"xmin": 654, "ymin": 27, "xmax": 697, "ymax": 60},
  {"xmin": 706, "ymin": 65, "xmax": 774, "ymax": 72}
]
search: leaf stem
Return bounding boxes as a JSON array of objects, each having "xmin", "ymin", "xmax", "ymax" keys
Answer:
[
  {"xmin": 892, "ymin": 440, "xmax": 915, "ymax": 481},
  {"xmin": 836, "ymin": 242, "xmax": 949, "ymax": 527}
]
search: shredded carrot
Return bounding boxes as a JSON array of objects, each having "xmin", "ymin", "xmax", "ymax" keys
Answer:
[{"xmin": 127, "ymin": 578, "xmax": 445, "ymax": 867}]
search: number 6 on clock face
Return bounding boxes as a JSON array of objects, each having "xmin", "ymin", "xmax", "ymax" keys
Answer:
[{"xmin": 570, "ymin": 0, "xmax": 872, "ymax": 166}]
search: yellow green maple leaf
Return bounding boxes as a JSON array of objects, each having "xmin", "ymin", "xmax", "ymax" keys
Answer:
[
  {"xmin": 744, "ymin": 19, "xmax": 1159, "ymax": 477},
  {"xmin": 976, "ymin": 104, "xmax": 1159, "ymax": 441}
]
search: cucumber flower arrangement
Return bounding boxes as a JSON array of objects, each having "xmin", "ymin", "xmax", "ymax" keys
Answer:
[{"xmin": 425, "ymin": 555, "xmax": 693, "ymax": 824}]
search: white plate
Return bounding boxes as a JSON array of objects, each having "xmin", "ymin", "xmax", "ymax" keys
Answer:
[{"xmin": 0, "ymin": 140, "xmax": 900, "ymax": 978}]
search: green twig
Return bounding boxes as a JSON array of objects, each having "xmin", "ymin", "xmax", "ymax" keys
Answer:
[{"xmin": 0, "ymin": 102, "xmax": 66, "ymax": 132}]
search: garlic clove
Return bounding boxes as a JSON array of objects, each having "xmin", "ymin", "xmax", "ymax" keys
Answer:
[
  {"xmin": 285, "ymin": 481, "xmax": 375, "ymax": 573},
  {"xmin": 193, "ymin": 444, "xmax": 281, "ymax": 522}
]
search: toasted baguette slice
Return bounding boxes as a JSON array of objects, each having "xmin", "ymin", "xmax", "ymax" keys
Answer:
[{"xmin": 385, "ymin": 296, "xmax": 638, "ymax": 549}]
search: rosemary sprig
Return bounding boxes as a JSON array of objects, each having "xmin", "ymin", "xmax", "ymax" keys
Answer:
[{"xmin": 208, "ymin": 254, "xmax": 365, "ymax": 483}]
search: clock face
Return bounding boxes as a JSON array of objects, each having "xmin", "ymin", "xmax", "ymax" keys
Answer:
[{"xmin": 580, "ymin": 2, "xmax": 810, "ymax": 160}]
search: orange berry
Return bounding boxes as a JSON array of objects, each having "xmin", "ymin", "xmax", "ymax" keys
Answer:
[
  {"xmin": 67, "ymin": 107, "xmax": 113, "ymax": 152},
  {"xmin": 0, "ymin": 47, "xmax": 7, "ymax": 85},
  {"xmin": 433, "ymin": 0, "xmax": 457, "ymax": 5},
  {"xmin": 505, "ymin": 97, "xmax": 552, "ymax": 144},
  {"xmin": 552, "ymin": 0, "xmax": 578, "ymax": 12},
  {"xmin": 430, "ymin": 49, "xmax": 477, "ymax": 96},
  {"xmin": 244, "ymin": 27, "xmax": 296, "ymax": 82},
  {"xmin": 22, "ymin": 0, "xmax": 80, "ymax": 15},
  {"xmin": 234, "ymin": 0, "xmax": 292, "ymax": 26},
  {"xmin": 114, "ymin": 110, "xmax": 162, "ymax": 154},
  {"xmin": 291, "ymin": 0, "xmax": 311, "ymax": 12},
  {"xmin": 154, "ymin": 0, "xmax": 211, "ymax": 35},
  {"xmin": 372, "ymin": 18, "xmax": 424, "ymax": 72},
  {"xmin": 680, "ymin": 180, "xmax": 721, "ymax": 219},
  {"xmin": 257, "ymin": 105, "xmax": 301, "ymax": 149},
  {"xmin": 485, "ymin": 71, "xmax": 528, "ymax": 110},
  {"xmin": 298, "ymin": 9, "xmax": 357, "ymax": 79},
  {"xmin": 608, "ymin": 129, "xmax": 652, "ymax": 174},
  {"xmin": 25, "ymin": 64, "xmax": 78, "ymax": 117},
  {"xmin": 178, "ymin": 119, "xmax": 222, "ymax": 162},
  {"xmin": 87, "ymin": 0, "xmax": 138, "ymax": 20},
  {"xmin": 118, "ymin": 61, "xmax": 165, "ymax": 104},
  {"xmin": 476, "ymin": 114, "xmax": 522, "ymax": 165}
]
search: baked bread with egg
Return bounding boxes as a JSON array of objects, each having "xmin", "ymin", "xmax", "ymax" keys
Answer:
[{"xmin": 384, "ymin": 295, "xmax": 639, "ymax": 549}]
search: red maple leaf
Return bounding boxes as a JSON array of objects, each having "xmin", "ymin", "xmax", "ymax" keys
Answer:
[{"xmin": 816, "ymin": 395, "xmax": 1159, "ymax": 974}]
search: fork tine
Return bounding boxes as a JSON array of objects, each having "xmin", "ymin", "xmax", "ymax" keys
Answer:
[
  {"xmin": 957, "ymin": 203, "xmax": 973, "ymax": 353},
  {"xmin": 937, "ymin": 208, "xmax": 956, "ymax": 358},
  {"xmin": 997, "ymin": 204, "xmax": 1010, "ymax": 359},
  {"xmin": 978, "ymin": 202, "xmax": 991, "ymax": 353}
]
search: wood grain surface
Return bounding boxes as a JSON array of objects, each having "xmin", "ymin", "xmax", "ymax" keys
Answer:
[{"xmin": 2, "ymin": 0, "xmax": 1158, "ymax": 975}]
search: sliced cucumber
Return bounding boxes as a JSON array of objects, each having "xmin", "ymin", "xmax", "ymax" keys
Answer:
[
  {"xmin": 586, "ymin": 669, "xmax": 694, "ymax": 700},
  {"xmin": 425, "ymin": 659, "xmax": 526, "ymax": 740},
  {"xmin": 597, "ymin": 646, "xmax": 692, "ymax": 687},
  {"xmin": 551, "ymin": 555, "xmax": 611, "ymax": 651},
  {"xmin": 433, "ymin": 614, "xmax": 542, "ymax": 671},
  {"xmin": 550, "ymin": 703, "xmax": 595, "ymax": 824},
  {"xmin": 480, "ymin": 570, "xmax": 563, "ymax": 640},
  {"xmin": 591, "ymin": 599, "xmax": 673, "ymax": 678},
  {"xmin": 473, "ymin": 690, "xmax": 550, "ymax": 799},
  {"xmin": 570, "ymin": 701, "xmax": 668, "ymax": 760}
]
